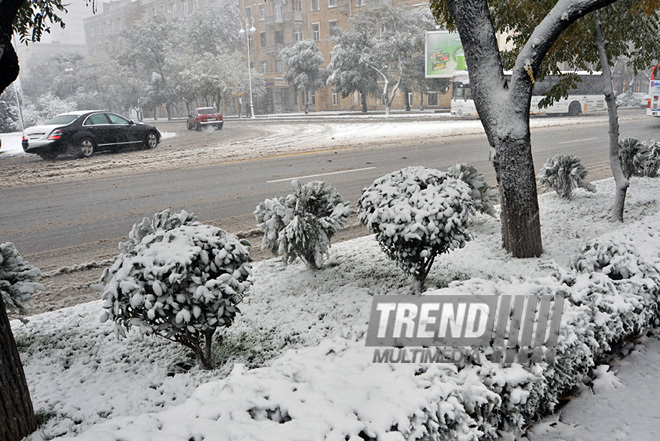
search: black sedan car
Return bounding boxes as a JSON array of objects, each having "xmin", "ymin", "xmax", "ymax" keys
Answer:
[{"xmin": 22, "ymin": 110, "xmax": 161, "ymax": 160}]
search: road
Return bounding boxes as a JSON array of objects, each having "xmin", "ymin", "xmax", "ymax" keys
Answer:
[{"xmin": 1, "ymin": 110, "xmax": 658, "ymax": 313}]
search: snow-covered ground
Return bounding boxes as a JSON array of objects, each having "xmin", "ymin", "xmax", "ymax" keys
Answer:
[{"xmin": 10, "ymin": 176, "xmax": 660, "ymax": 440}]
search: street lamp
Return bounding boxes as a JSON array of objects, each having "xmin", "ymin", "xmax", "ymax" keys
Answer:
[{"xmin": 238, "ymin": 17, "xmax": 256, "ymax": 119}]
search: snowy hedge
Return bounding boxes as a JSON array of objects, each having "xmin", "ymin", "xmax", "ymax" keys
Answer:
[
  {"xmin": 358, "ymin": 166, "xmax": 473, "ymax": 293},
  {"xmin": 537, "ymin": 154, "xmax": 596, "ymax": 199},
  {"xmin": 0, "ymin": 242, "xmax": 43, "ymax": 315},
  {"xmin": 447, "ymin": 163, "xmax": 498, "ymax": 217},
  {"xmin": 255, "ymin": 180, "xmax": 351, "ymax": 270},
  {"xmin": 96, "ymin": 210, "xmax": 252, "ymax": 369},
  {"xmin": 74, "ymin": 226, "xmax": 660, "ymax": 441}
]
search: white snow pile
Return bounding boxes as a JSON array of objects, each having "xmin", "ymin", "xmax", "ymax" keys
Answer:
[{"xmin": 11, "ymin": 177, "xmax": 660, "ymax": 440}]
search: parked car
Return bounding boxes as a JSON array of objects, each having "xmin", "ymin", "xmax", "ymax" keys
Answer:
[
  {"xmin": 22, "ymin": 110, "xmax": 161, "ymax": 160},
  {"xmin": 187, "ymin": 107, "xmax": 224, "ymax": 131}
]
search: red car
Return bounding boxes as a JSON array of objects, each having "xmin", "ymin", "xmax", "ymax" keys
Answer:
[{"xmin": 187, "ymin": 107, "xmax": 224, "ymax": 131}]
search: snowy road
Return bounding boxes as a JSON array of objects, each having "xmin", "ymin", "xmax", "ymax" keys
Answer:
[{"xmin": 1, "ymin": 110, "xmax": 658, "ymax": 313}]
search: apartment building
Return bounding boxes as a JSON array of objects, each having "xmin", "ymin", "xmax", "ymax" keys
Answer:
[{"xmin": 84, "ymin": 0, "xmax": 450, "ymax": 114}]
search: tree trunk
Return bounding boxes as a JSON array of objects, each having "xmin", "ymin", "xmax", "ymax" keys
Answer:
[
  {"xmin": 304, "ymin": 89, "xmax": 309, "ymax": 114},
  {"xmin": 497, "ymin": 130, "xmax": 543, "ymax": 257},
  {"xmin": 0, "ymin": 296, "xmax": 37, "ymax": 441},
  {"xmin": 0, "ymin": 0, "xmax": 23, "ymax": 96},
  {"xmin": 419, "ymin": 92, "xmax": 424, "ymax": 110},
  {"xmin": 595, "ymin": 14, "xmax": 628, "ymax": 222},
  {"xmin": 404, "ymin": 88, "xmax": 411, "ymax": 111},
  {"xmin": 360, "ymin": 91, "xmax": 368, "ymax": 113}
]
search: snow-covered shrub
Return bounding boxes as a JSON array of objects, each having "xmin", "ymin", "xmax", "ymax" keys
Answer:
[
  {"xmin": 537, "ymin": 154, "xmax": 596, "ymax": 199},
  {"xmin": 0, "ymin": 242, "xmax": 44, "ymax": 315},
  {"xmin": 618, "ymin": 137, "xmax": 650, "ymax": 178},
  {"xmin": 358, "ymin": 166, "xmax": 473, "ymax": 294},
  {"xmin": 641, "ymin": 140, "xmax": 660, "ymax": 177},
  {"xmin": 447, "ymin": 163, "xmax": 498, "ymax": 217},
  {"xmin": 254, "ymin": 180, "xmax": 351, "ymax": 270},
  {"xmin": 96, "ymin": 210, "xmax": 252, "ymax": 370}
]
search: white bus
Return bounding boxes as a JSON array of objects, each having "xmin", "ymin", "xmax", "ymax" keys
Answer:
[
  {"xmin": 647, "ymin": 65, "xmax": 660, "ymax": 117},
  {"xmin": 451, "ymin": 71, "xmax": 606, "ymax": 117}
]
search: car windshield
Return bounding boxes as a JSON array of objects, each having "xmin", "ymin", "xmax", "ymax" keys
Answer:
[
  {"xmin": 42, "ymin": 114, "xmax": 79, "ymax": 125},
  {"xmin": 198, "ymin": 108, "xmax": 216, "ymax": 115}
]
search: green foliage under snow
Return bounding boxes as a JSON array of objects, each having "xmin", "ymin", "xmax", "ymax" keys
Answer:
[
  {"xmin": 0, "ymin": 242, "xmax": 43, "ymax": 315},
  {"xmin": 96, "ymin": 209, "xmax": 252, "ymax": 369},
  {"xmin": 255, "ymin": 180, "xmax": 351, "ymax": 270},
  {"xmin": 618, "ymin": 138, "xmax": 660, "ymax": 178},
  {"xmin": 537, "ymin": 154, "xmax": 596, "ymax": 199},
  {"xmin": 358, "ymin": 166, "xmax": 473, "ymax": 293},
  {"xmin": 447, "ymin": 163, "xmax": 498, "ymax": 217}
]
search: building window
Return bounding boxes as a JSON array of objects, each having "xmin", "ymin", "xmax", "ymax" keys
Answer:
[
  {"xmin": 356, "ymin": 0, "xmax": 364, "ymax": 5},
  {"xmin": 332, "ymin": 92, "xmax": 339, "ymax": 106},
  {"xmin": 171, "ymin": 2, "xmax": 177, "ymax": 13},
  {"xmin": 276, "ymin": 60, "xmax": 284, "ymax": 73},
  {"xmin": 262, "ymin": 60, "xmax": 268, "ymax": 73},
  {"xmin": 260, "ymin": 32, "xmax": 267, "ymax": 47},
  {"xmin": 142, "ymin": 10, "xmax": 148, "ymax": 19},
  {"xmin": 293, "ymin": 0, "xmax": 302, "ymax": 12},
  {"xmin": 312, "ymin": 23, "xmax": 320, "ymax": 41},
  {"xmin": 259, "ymin": 4, "xmax": 265, "ymax": 19},
  {"xmin": 311, "ymin": 0, "xmax": 319, "ymax": 11},
  {"xmin": 275, "ymin": 3, "xmax": 282, "ymax": 19},
  {"xmin": 428, "ymin": 91, "xmax": 439, "ymax": 106},
  {"xmin": 193, "ymin": 0, "xmax": 198, "ymax": 10},
  {"xmin": 275, "ymin": 30, "xmax": 284, "ymax": 44},
  {"xmin": 293, "ymin": 26, "xmax": 303, "ymax": 42},
  {"xmin": 329, "ymin": 20, "xmax": 338, "ymax": 37},
  {"xmin": 248, "ymin": 34, "xmax": 254, "ymax": 50},
  {"xmin": 310, "ymin": 91, "xmax": 317, "ymax": 105},
  {"xmin": 328, "ymin": 0, "xmax": 337, "ymax": 7},
  {"xmin": 182, "ymin": 0, "xmax": 189, "ymax": 14},
  {"xmin": 245, "ymin": 6, "xmax": 252, "ymax": 17}
]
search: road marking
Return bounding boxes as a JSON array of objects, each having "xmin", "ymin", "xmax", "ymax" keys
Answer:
[
  {"xmin": 559, "ymin": 137, "xmax": 598, "ymax": 144},
  {"xmin": 267, "ymin": 166, "xmax": 376, "ymax": 183}
]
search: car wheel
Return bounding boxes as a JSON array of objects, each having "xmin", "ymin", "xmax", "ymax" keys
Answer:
[
  {"xmin": 217, "ymin": 123, "xmax": 224, "ymax": 130},
  {"xmin": 78, "ymin": 137, "xmax": 95, "ymax": 158},
  {"xmin": 568, "ymin": 101, "xmax": 582, "ymax": 116},
  {"xmin": 144, "ymin": 131, "xmax": 159, "ymax": 149}
]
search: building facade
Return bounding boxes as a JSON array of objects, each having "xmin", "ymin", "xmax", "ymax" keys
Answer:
[{"xmin": 83, "ymin": 0, "xmax": 451, "ymax": 114}]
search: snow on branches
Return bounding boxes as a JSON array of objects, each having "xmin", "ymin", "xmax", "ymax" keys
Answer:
[
  {"xmin": 0, "ymin": 242, "xmax": 43, "ymax": 315},
  {"xmin": 358, "ymin": 166, "xmax": 473, "ymax": 294},
  {"xmin": 447, "ymin": 163, "xmax": 498, "ymax": 217},
  {"xmin": 255, "ymin": 180, "xmax": 351, "ymax": 270},
  {"xmin": 537, "ymin": 154, "xmax": 596, "ymax": 199},
  {"xmin": 96, "ymin": 209, "xmax": 252, "ymax": 369}
]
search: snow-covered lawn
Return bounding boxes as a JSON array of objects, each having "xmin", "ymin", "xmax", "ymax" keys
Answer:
[{"xmin": 11, "ymin": 177, "xmax": 660, "ymax": 440}]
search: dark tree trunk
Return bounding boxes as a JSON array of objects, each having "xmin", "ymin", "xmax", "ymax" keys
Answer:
[
  {"xmin": 360, "ymin": 91, "xmax": 368, "ymax": 113},
  {"xmin": 0, "ymin": 0, "xmax": 23, "ymax": 97},
  {"xmin": 404, "ymin": 88, "xmax": 411, "ymax": 111},
  {"xmin": 595, "ymin": 14, "xmax": 628, "ymax": 222},
  {"xmin": 0, "ymin": 296, "xmax": 37, "ymax": 441}
]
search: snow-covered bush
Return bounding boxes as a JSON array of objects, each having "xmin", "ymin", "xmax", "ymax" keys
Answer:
[
  {"xmin": 537, "ymin": 154, "xmax": 596, "ymax": 199},
  {"xmin": 358, "ymin": 166, "xmax": 473, "ymax": 294},
  {"xmin": 0, "ymin": 242, "xmax": 44, "ymax": 315},
  {"xmin": 618, "ymin": 137, "xmax": 650, "ymax": 178},
  {"xmin": 255, "ymin": 180, "xmax": 351, "ymax": 270},
  {"xmin": 96, "ymin": 210, "xmax": 252, "ymax": 370},
  {"xmin": 447, "ymin": 163, "xmax": 498, "ymax": 217},
  {"xmin": 641, "ymin": 140, "xmax": 660, "ymax": 177}
]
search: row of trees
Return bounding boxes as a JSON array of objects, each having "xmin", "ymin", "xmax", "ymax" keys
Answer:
[
  {"xmin": 1, "ymin": 4, "xmax": 267, "ymax": 129},
  {"xmin": 282, "ymin": 4, "xmax": 449, "ymax": 115}
]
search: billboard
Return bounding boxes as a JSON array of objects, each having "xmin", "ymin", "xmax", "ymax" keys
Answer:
[{"xmin": 425, "ymin": 31, "xmax": 466, "ymax": 78}]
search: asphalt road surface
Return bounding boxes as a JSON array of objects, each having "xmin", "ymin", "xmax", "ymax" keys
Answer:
[{"xmin": 2, "ymin": 110, "xmax": 658, "ymax": 313}]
